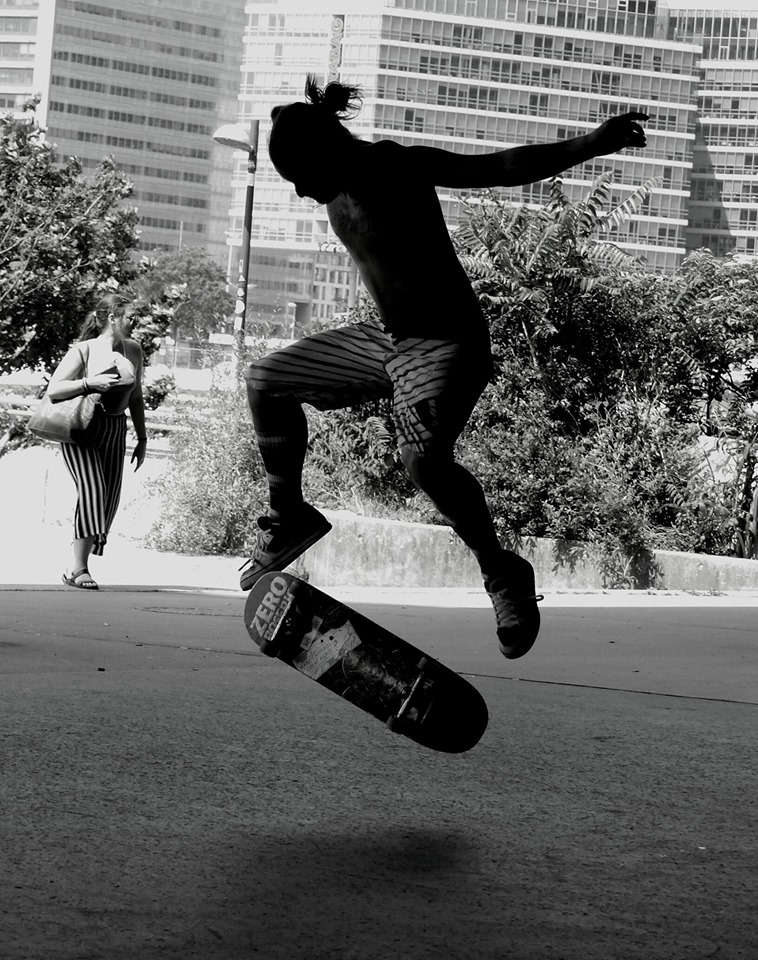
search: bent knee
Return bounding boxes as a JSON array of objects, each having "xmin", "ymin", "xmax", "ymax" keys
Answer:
[
  {"xmin": 400, "ymin": 445, "xmax": 455, "ymax": 482},
  {"xmin": 245, "ymin": 357, "xmax": 274, "ymax": 391}
]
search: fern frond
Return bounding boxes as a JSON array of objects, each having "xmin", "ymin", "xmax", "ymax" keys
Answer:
[{"xmin": 600, "ymin": 175, "xmax": 663, "ymax": 233}]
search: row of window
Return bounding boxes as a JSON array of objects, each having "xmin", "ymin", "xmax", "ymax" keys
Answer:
[
  {"xmin": 373, "ymin": 105, "xmax": 694, "ymax": 165},
  {"xmin": 0, "ymin": 66, "xmax": 30, "ymax": 82},
  {"xmin": 690, "ymin": 207, "xmax": 758, "ymax": 228},
  {"xmin": 700, "ymin": 68, "xmax": 758, "ymax": 92},
  {"xmin": 52, "ymin": 75, "xmax": 215, "ymax": 110},
  {"xmin": 52, "ymin": 50, "xmax": 218, "ymax": 86},
  {"xmin": 143, "ymin": 166, "xmax": 208, "ymax": 185},
  {"xmin": 393, "ymin": 0, "xmax": 660, "ymax": 31},
  {"xmin": 0, "ymin": 41, "xmax": 32, "ymax": 58},
  {"xmin": 701, "ymin": 158, "xmax": 758, "ymax": 175},
  {"xmin": 700, "ymin": 97, "xmax": 758, "ymax": 119},
  {"xmin": 691, "ymin": 180, "xmax": 758, "ymax": 203},
  {"xmin": 140, "ymin": 216, "xmax": 206, "ymax": 232},
  {"xmin": 49, "ymin": 101, "xmax": 213, "ymax": 135},
  {"xmin": 702, "ymin": 126, "xmax": 758, "ymax": 148},
  {"xmin": 56, "ymin": 24, "xmax": 220, "ymax": 63},
  {"xmin": 490, "ymin": 179, "xmax": 689, "ymax": 219},
  {"xmin": 75, "ymin": 156, "xmax": 209, "ymax": 185},
  {"xmin": 138, "ymin": 191, "xmax": 208, "ymax": 209},
  {"xmin": 70, "ymin": 130, "xmax": 210, "ymax": 159},
  {"xmin": 0, "ymin": 16, "xmax": 34, "ymax": 32},
  {"xmin": 60, "ymin": 0, "xmax": 222, "ymax": 39},
  {"xmin": 375, "ymin": 77, "xmax": 695, "ymax": 134},
  {"xmin": 671, "ymin": 15, "xmax": 758, "ymax": 42},
  {"xmin": 370, "ymin": 51, "xmax": 698, "ymax": 109},
  {"xmin": 374, "ymin": 47, "xmax": 692, "ymax": 88},
  {"xmin": 689, "ymin": 233, "xmax": 757, "ymax": 256},
  {"xmin": 248, "ymin": 16, "xmax": 696, "ymax": 77},
  {"xmin": 252, "ymin": 254, "xmax": 314, "ymax": 272},
  {"xmin": 382, "ymin": 17, "xmax": 678, "ymax": 66}
]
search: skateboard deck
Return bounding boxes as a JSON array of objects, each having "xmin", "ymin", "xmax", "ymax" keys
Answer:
[{"xmin": 244, "ymin": 572, "xmax": 488, "ymax": 753}]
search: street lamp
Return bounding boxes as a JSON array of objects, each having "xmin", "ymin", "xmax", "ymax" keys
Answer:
[{"xmin": 213, "ymin": 120, "xmax": 260, "ymax": 374}]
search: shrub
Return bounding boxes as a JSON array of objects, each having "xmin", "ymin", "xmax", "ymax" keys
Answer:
[
  {"xmin": 142, "ymin": 364, "xmax": 176, "ymax": 410},
  {"xmin": 145, "ymin": 382, "xmax": 266, "ymax": 555}
]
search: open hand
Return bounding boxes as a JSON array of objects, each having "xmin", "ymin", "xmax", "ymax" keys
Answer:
[{"xmin": 590, "ymin": 112, "xmax": 648, "ymax": 156}]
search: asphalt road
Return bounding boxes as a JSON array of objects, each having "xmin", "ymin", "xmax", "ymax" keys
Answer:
[{"xmin": 2, "ymin": 586, "xmax": 757, "ymax": 960}]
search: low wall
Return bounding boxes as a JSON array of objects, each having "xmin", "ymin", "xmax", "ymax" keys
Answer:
[
  {"xmin": 4, "ymin": 447, "xmax": 758, "ymax": 593},
  {"xmin": 292, "ymin": 510, "xmax": 758, "ymax": 593}
]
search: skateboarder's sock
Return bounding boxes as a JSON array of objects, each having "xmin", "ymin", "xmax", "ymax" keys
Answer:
[{"xmin": 256, "ymin": 426, "xmax": 307, "ymax": 518}]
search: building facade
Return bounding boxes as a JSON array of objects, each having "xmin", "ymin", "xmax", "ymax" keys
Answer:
[
  {"xmin": 231, "ymin": 0, "xmax": 708, "ymax": 332},
  {"xmin": 2, "ymin": 0, "xmax": 247, "ymax": 261},
  {"xmin": 667, "ymin": 2, "xmax": 758, "ymax": 257}
]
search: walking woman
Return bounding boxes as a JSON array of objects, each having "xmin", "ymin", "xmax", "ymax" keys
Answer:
[{"xmin": 47, "ymin": 293, "xmax": 148, "ymax": 589}]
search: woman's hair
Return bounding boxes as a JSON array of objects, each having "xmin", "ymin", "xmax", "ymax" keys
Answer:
[
  {"xmin": 268, "ymin": 74, "xmax": 363, "ymax": 171},
  {"xmin": 78, "ymin": 293, "xmax": 129, "ymax": 341}
]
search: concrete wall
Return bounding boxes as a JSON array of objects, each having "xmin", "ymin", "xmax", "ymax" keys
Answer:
[
  {"xmin": 293, "ymin": 511, "xmax": 758, "ymax": 593},
  {"xmin": 4, "ymin": 445, "xmax": 758, "ymax": 593}
]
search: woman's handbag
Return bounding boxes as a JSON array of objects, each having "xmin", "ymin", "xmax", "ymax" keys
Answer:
[{"xmin": 27, "ymin": 345, "xmax": 100, "ymax": 444}]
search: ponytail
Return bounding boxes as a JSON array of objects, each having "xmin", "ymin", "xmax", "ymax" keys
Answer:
[
  {"xmin": 304, "ymin": 74, "xmax": 362, "ymax": 120},
  {"xmin": 268, "ymin": 74, "xmax": 362, "ymax": 171},
  {"xmin": 78, "ymin": 292, "xmax": 128, "ymax": 341}
]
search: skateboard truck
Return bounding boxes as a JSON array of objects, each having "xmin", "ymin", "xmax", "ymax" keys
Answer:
[{"xmin": 386, "ymin": 656, "xmax": 435, "ymax": 734}]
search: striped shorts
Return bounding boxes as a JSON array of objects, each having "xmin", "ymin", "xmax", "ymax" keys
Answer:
[
  {"xmin": 60, "ymin": 411, "xmax": 127, "ymax": 556},
  {"xmin": 246, "ymin": 321, "xmax": 492, "ymax": 454}
]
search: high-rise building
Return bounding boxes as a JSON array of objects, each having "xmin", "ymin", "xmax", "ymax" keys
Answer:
[
  {"xmin": 2, "ymin": 0, "xmax": 247, "ymax": 262},
  {"xmin": 232, "ymin": 0, "xmax": 708, "ymax": 333},
  {"xmin": 0, "ymin": 0, "xmax": 45, "ymax": 115},
  {"xmin": 666, "ymin": 0, "xmax": 758, "ymax": 257}
]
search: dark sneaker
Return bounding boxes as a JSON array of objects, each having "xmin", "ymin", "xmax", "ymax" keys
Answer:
[
  {"xmin": 239, "ymin": 504, "xmax": 331, "ymax": 591},
  {"xmin": 485, "ymin": 556, "xmax": 544, "ymax": 659}
]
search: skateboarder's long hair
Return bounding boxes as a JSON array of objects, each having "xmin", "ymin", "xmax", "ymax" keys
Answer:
[{"xmin": 269, "ymin": 74, "xmax": 362, "ymax": 171}]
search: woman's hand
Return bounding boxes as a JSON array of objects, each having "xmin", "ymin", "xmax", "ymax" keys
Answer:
[
  {"xmin": 85, "ymin": 372, "xmax": 121, "ymax": 393},
  {"xmin": 131, "ymin": 438, "xmax": 147, "ymax": 471}
]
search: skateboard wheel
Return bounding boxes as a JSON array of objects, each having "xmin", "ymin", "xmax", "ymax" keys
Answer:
[
  {"xmin": 417, "ymin": 656, "xmax": 430, "ymax": 671},
  {"xmin": 386, "ymin": 715, "xmax": 405, "ymax": 733}
]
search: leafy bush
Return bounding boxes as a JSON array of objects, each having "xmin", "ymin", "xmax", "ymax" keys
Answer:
[
  {"xmin": 145, "ymin": 382, "xmax": 266, "ymax": 555},
  {"xmin": 145, "ymin": 181, "xmax": 758, "ymax": 572},
  {"xmin": 142, "ymin": 364, "xmax": 176, "ymax": 410}
]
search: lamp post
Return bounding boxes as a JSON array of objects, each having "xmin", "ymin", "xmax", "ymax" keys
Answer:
[{"xmin": 212, "ymin": 120, "xmax": 260, "ymax": 376}]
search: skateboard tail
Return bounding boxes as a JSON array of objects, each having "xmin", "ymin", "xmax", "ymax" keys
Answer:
[
  {"xmin": 245, "ymin": 572, "xmax": 490, "ymax": 754},
  {"xmin": 406, "ymin": 683, "xmax": 489, "ymax": 754}
]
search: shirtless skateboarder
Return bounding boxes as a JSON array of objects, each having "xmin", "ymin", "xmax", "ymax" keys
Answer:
[{"xmin": 240, "ymin": 75, "xmax": 647, "ymax": 660}]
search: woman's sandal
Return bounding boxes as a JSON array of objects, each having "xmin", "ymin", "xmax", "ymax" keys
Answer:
[{"xmin": 62, "ymin": 568, "xmax": 99, "ymax": 590}]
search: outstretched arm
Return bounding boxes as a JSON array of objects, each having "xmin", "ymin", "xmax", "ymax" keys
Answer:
[{"xmin": 407, "ymin": 112, "xmax": 648, "ymax": 188}]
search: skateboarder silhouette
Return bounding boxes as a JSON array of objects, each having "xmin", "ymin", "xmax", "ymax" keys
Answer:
[{"xmin": 241, "ymin": 74, "xmax": 647, "ymax": 660}]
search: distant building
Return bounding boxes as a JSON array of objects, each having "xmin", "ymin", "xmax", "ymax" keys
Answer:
[
  {"xmin": 2, "ymin": 0, "xmax": 247, "ymax": 263},
  {"xmin": 667, "ymin": 2, "xmax": 758, "ymax": 256},
  {"xmin": 230, "ymin": 0, "xmax": 706, "ymax": 333}
]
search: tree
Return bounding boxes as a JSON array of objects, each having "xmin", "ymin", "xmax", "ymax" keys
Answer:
[
  {"xmin": 0, "ymin": 99, "xmax": 140, "ymax": 374},
  {"xmin": 136, "ymin": 246, "xmax": 234, "ymax": 345},
  {"xmin": 453, "ymin": 173, "xmax": 663, "ymax": 428}
]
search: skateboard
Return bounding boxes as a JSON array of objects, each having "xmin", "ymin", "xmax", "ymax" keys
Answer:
[{"xmin": 244, "ymin": 571, "xmax": 488, "ymax": 753}]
